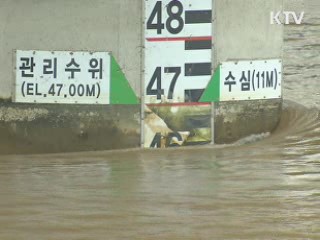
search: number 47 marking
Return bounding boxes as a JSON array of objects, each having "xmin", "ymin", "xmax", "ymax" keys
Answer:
[{"xmin": 146, "ymin": 66, "xmax": 181, "ymax": 100}]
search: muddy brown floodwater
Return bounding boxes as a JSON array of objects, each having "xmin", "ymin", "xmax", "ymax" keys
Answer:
[{"xmin": 0, "ymin": 1, "xmax": 319, "ymax": 239}]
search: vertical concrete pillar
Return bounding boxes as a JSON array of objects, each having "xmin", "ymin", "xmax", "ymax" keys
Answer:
[
  {"xmin": 0, "ymin": 0, "xmax": 142, "ymax": 154},
  {"xmin": 213, "ymin": 0, "xmax": 284, "ymax": 143},
  {"xmin": 0, "ymin": 0, "xmax": 285, "ymax": 153}
]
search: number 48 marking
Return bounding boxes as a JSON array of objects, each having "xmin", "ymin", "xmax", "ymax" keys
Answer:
[
  {"xmin": 147, "ymin": 1, "xmax": 184, "ymax": 34},
  {"xmin": 146, "ymin": 67, "xmax": 181, "ymax": 100}
]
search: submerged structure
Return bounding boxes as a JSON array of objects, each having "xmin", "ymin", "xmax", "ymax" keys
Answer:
[{"xmin": 0, "ymin": 0, "xmax": 283, "ymax": 154}]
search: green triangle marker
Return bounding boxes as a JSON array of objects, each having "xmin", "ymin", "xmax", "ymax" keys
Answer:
[
  {"xmin": 110, "ymin": 56, "xmax": 139, "ymax": 104},
  {"xmin": 199, "ymin": 65, "xmax": 220, "ymax": 103}
]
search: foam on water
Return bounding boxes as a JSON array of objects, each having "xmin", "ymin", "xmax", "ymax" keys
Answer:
[{"xmin": 0, "ymin": 1, "xmax": 319, "ymax": 239}]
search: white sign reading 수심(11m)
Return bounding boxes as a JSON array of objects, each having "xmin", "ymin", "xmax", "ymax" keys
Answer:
[
  {"xmin": 14, "ymin": 50, "xmax": 111, "ymax": 104},
  {"xmin": 220, "ymin": 59, "xmax": 282, "ymax": 101}
]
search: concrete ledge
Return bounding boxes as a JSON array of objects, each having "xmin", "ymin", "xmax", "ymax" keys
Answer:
[
  {"xmin": 0, "ymin": 102, "xmax": 140, "ymax": 155},
  {"xmin": 0, "ymin": 99, "xmax": 283, "ymax": 153},
  {"xmin": 214, "ymin": 99, "xmax": 282, "ymax": 143}
]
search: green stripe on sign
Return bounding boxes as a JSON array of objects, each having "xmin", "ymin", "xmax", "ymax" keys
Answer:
[
  {"xmin": 199, "ymin": 65, "xmax": 220, "ymax": 102},
  {"xmin": 110, "ymin": 56, "xmax": 139, "ymax": 104}
]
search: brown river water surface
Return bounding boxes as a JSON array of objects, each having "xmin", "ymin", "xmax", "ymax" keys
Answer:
[{"xmin": 0, "ymin": 1, "xmax": 319, "ymax": 239}]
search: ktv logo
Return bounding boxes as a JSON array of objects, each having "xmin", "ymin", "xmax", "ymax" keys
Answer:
[{"xmin": 270, "ymin": 11, "xmax": 305, "ymax": 25}]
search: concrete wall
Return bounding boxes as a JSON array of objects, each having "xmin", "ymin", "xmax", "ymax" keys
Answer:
[
  {"xmin": 0, "ymin": 0, "xmax": 284, "ymax": 153},
  {"xmin": 0, "ymin": 0, "xmax": 142, "ymax": 99},
  {"xmin": 0, "ymin": 0, "xmax": 142, "ymax": 154},
  {"xmin": 0, "ymin": 0, "xmax": 285, "ymax": 100},
  {"xmin": 284, "ymin": 0, "xmax": 304, "ymax": 12},
  {"xmin": 214, "ymin": 0, "xmax": 284, "ymax": 64},
  {"xmin": 213, "ymin": 0, "xmax": 283, "ymax": 143},
  {"xmin": 0, "ymin": 102, "xmax": 140, "ymax": 154}
]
